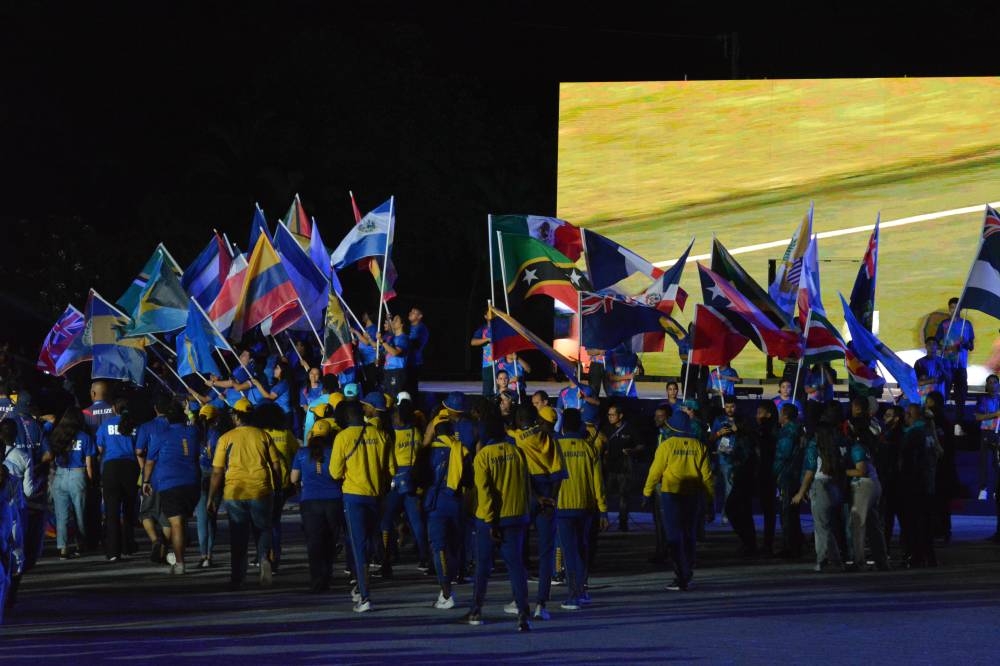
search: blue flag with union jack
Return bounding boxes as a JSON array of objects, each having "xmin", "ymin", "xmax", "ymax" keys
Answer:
[
  {"xmin": 849, "ymin": 214, "xmax": 880, "ymax": 331},
  {"xmin": 958, "ymin": 205, "xmax": 1000, "ymax": 320}
]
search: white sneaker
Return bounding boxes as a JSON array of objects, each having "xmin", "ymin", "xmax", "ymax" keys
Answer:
[
  {"xmin": 166, "ymin": 551, "xmax": 177, "ymax": 566},
  {"xmin": 353, "ymin": 599, "xmax": 372, "ymax": 613},
  {"xmin": 259, "ymin": 559, "xmax": 273, "ymax": 586},
  {"xmin": 979, "ymin": 489, "xmax": 989, "ymax": 501},
  {"xmin": 434, "ymin": 591, "xmax": 456, "ymax": 609},
  {"xmin": 503, "ymin": 600, "xmax": 519, "ymax": 615},
  {"xmin": 351, "ymin": 585, "xmax": 362, "ymax": 603},
  {"xmin": 532, "ymin": 604, "xmax": 551, "ymax": 621},
  {"xmin": 171, "ymin": 562, "xmax": 186, "ymax": 575},
  {"xmin": 199, "ymin": 557, "xmax": 211, "ymax": 569}
]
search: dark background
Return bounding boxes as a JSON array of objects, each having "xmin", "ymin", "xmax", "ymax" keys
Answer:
[{"xmin": 3, "ymin": 4, "xmax": 998, "ymax": 378}]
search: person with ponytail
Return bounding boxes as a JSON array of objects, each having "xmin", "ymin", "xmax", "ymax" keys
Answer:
[
  {"xmin": 96, "ymin": 399, "xmax": 141, "ymax": 561},
  {"xmin": 290, "ymin": 419, "xmax": 343, "ymax": 592},
  {"xmin": 42, "ymin": 408, "xmax": 95, "ymax": 559}
]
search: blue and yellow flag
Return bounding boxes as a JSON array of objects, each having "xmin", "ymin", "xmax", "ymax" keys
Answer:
[
  {"xmin": 84, "ymin": 290, "xmax": 147, "ymax": 385},
  {"xmin": 120, "ymin": 251, "xmax": 188, "ymax": 337},
  {"xmin": 177, "ymin": 299, "xmax": 231, "ymax": 378}
]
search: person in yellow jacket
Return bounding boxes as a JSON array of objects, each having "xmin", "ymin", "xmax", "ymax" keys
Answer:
[
  {"xmin": 642, "ymin": 409, "xmax": 713, "ymax": 592},
  {"xmin": 254, "ymin": 402, "xmax": 300, "ymax": 574},
  {"xmin": 555, "ymin": 408, "xmax": 608, "ymax": 610},
  {"xmin": 379, "ymin": 399, "xmax": 430, "ymax": 577},
  {"xmin": 425, "ymin": 415, "xmax": 470, "ymax": 610},
  {"xmin": 330, "ymin": 394, "xmax": 395, "ymax": 613},
  {"xmin": 459, "ymin": 405, "xmax": 532, "ymax": 632}
]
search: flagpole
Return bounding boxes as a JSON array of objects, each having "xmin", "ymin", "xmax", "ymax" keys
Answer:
[
  {"xmin": 496, "ymin": 230, "xmax": 512, "ymax": 313},
  {"xmin": 714, "ymin": 368, "xmax": 724, "ymax": 410},
  {"xmin": 189, "ymin": 297, "xmax": 235, "ymax": 355},
  {"xmin": 488, "ymin": 214, "xmax": 496, "ymax": 308},
  {"xmin": 145, "ymin": 367, "xmax": 174, "ymax": 393},
  {"xmin": 793, "ymin": 309, "xmax": 812, "ymax": 404},
  {"xmin": 488, "ymin": 300, "xmax": 497, "ymax": 391},
  {"xmin": 148, "ymin": 343, "xmax": 193, "ymax": 393},
  {"xmin": 577, "ymin": 289, "xmax": 583, "ymax": 402},
  {"xmin": 297, "ymin": 299, "xmax": 326, "ymax": 352},
  {"xmin": 153, "ymin": 336, "xmax": 177, "ymax": 357},
  {"xmin": 216, "ymin": 351, "xmax": 248, "ymax": 398},
  {"xmin": 374, "ymin": 196, "xmax": 394, "ymax": 366},
  {"xmin": 945, "ymin": 207, "xmax": 986, "ymax": 361},
  {"xmin": 335, "ymin": 291, "xmax": 365, "ymax": 333},
  {"xmin": 683, "ymin": 307, "xmax": 696, "ymax": 400}
]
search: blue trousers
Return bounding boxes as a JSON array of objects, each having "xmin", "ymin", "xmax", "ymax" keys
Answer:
[
  {"xmin": 270, "ymin": 489, "xmax": 288, "ymax": 569},
  {"xmin": 660, "ymin": 492, "xmax": 699, "ymax": 585},
  {"xmin": 427, "ymin": 496, "xmax": 462, "ymax": 590},
  {"xmin": 557, "ymin": 513, "xmax": 593, "ymax": 601},
  {"xmin": 533, "ymin": 507, "xmax": 556, "ymax": 604},
  {"xmin": 380, "ymin": 487, "xmax": 429, "ymax": 563},
  {"xmin": 51, "ymin": 468, "xmax": 87, "ymax": 550},
  {"xmin": 195, "ymin": 480, "xmax": 217, "ymax": 558},
  {"xmin": 225, "ymin": 496, "xmax": 273, "ymax": 584},
  {"xmin": 344, "ymin": 495, "xmax": 378, "ymax": 601},
  {"xmin": 301, "ymin": 498, "xmax": 343, "ymax": 588},
  {"xmin": 472, "ymin": 519, "xmax": 528, "ymax": 615}
]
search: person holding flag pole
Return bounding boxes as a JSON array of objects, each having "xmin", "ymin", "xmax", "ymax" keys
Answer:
[{"xmin": 373, "ymin": 197, "xmax": 396, "ymax": 369}]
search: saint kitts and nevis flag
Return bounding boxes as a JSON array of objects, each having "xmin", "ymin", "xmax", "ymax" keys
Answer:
[
  {"xmin": 498, "ymin": 232, "xmax": 592, "ymax": 312},
  {"xmin": 488, "ymin": 306, "xmax": 581, "ymax": 386}
]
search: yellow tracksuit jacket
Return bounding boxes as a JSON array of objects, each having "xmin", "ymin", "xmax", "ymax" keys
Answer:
[
  {"xmin": 642, "ymin": 434, "xmax": 714, "ymax": 498},
  {"xmin": 474, "ymin": 440, "xmax": 530, "ymax": 526},
  {"xmin": 330, "ymin": 423, "xmax": 395, "ymax": 497}
]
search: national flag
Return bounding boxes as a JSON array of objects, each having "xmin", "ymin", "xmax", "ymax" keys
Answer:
[
  {"xmin": 711, "ymin": 238, "xmax": 799, "ymax": 332},
  {"xmin": 248, "ymin": 203, "xmax": 269, "ymax": 253},
  {"xmin": 580, "ymin": 291, "xmax": 672, "ymax": 351},
  {"xmin": 282, "ymin": 194, "xmax": 312, "ymax": 251},
  {"xmin": 848, "ymin": 214, "xmax": 880, "ymax": 330},
  {"xmin": 690, "ymin": 304, "xmax": 749, "ymax": 366},
  {"xmin": 840, "ymin": 293, "xmax": 918, "ymax": 402},
  {"xmin": 769, "ymin": 204, "xmax": 813, "ymax": 316},
  {"xmin": 636, "ymin": 238, "xmax": 693, "ymax": 314},
  {"xmin": 83, "ymin": 290, "xmax": 147, "ymax": 385},
  {"xmin": 348, "ymin": 193, "xmax": 398, "ymax": 302},
  {"xmin": 117, "ymin": 245, "xmax": 183, "ymax": 315},
  {"xmin": 322, "ymin": 290, "xmax": 356, "ymax": 375},
  {"xmin": 208, "ymin": 253, "xmax": 248, "ymax": 337},
  {"xmin": 499, "ymin": 232, "xmax": 591, "ymax": 312},
  {"xmin": 332, "ymin": 197, "xmax": 392, "ymax": 270},
  {"xmin": 956, "ymin": 205, "xmax": 1000, "ymax": 319},
  {"xmin": 492, "ymin": 214, "xmax": 584, "ymax": 263},
  {"xmin": 182, "ymin": 232, "xmax": 233, "ymax": 309},
  {"xmin": 699, "ymin": 263, "xmax": 802, "ymax": 359},
  {"xmin": 274, "ymin": 221, "xmax": 328, "ymax": 332},
  {"xmin": 37, "ymin": 305, "xmax": 90, "ymax": 375},
  {"xmin": 177, "ymin": 299, "xmax": 232, "ymax": 378},
  {"xmin": 582, "ymin": 228, "xmax": 664, "ymax": 291},
  {"xmin": 229, "ymin": 234, "xmax": 300, "ymax": 343},
  {"xmin": 488, "ymin": 306, "xmax": 580, "ymax": 385},
  {"xmin": 844, "ymin": 346, "xmax": 885, "ymax": 397},
  {"xmin": 120, "ymin": 251, "xmax": 189, "ymax": 337},
  {"xmin": 796, "ymin": 234, "xmax": 823, "ymax": 326},
  {"xmin": 308, "ymin": 216, "xmax": 333, "ymax": 284},
  {"xmin": 802, "ymin": 309, "xmax": 846, "ymax": 365}
]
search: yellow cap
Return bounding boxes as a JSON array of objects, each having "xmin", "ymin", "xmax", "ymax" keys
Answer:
[
  {"xmin": 234, "ymin": 398, "xmax": 254, "ymax": 414},
  {"xmin": 309, "ymin": 403, "xmax": 330, "ymax": 418},
  {"xmin": 538, "ymin": 406, "xmax": 557, "ymax": 424},
  {"xmin": 329, "ymin": 392, "xmax": 345, "ymax": 409},
  {"xmin": 198, "ymin": 404, "xmax": 218, "ymax": 420},
  {"xmin": 309, "ymin": 419, "xmax": 333, "ymax": 439}
]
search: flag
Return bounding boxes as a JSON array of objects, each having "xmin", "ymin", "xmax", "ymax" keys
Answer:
[
  {"xmin": 488, "ymin": 306, "xmax": 580, "ymax": 385},
  {"xmin": 282, "ymin": 194, "xmax": 312, "ymax": 251},
  {"xmin": 117, "ymin": 245, "xmax": 183, "ymax": 315},
  {"xmin": 840, "ymin": 293, "xmax": 918, "ymax": 402},
  {"xmin": 308, "ymin": 216, "xmax": 334, "ymax": 284},
  {"xmin": 331, "ymin": 197, "xmax": 392, "ymax": 270},
  {"xmin": 802, "ymin": 309, "xmax": 846, "ymax": 365},
  {"xmin": 636, "ymin": 237, "xmax": 693, "ymax": 314},
  {"xmin": 499, "ymin": 232, "xmax": 591, "ymax": 311},
  {"xmin": 699, "ymin": 263, "xmax": 802, "ymax": 359},
  {"xmin": 208, "ymin": 253, "xmax": 248, "ymax": 337},
  {"xmin": 769, "ymin": 204, "xmax": 813, "ymax": 316},
  {"xmin": 248, "ymin": 203, "xmax": 269, "ymax": 253},
  {"xmin": 582, "ymin": 228, "xmax": 664, "ymax": 291},
  {"xmin": 345, "ymin": 193, "xmax": 398, "ymax": 302},
  {"xmin": 690, "ymin": 304, "xmax": 749, "ymax": 366},
  {"xmin": 492, "ymin": 214, "xmax": 584, "ymax": 264},
  {"xmin": 83, "ymin": 290, "xmax": 147, "ymax": 385},
  {"xmin": 229, "ymin": 234, "xmax": 299, "ymax": 343},
  {"xmin": 37, "ymin": 305, "xmax": 90, "ymax": 375},
  {"xmin": 322, "ymin": 290, "xmax": 356, "ymax": 375},
  {"xmin": 848, "ymin": 214, "xmax": 880, "ymax": 330},
  {"xmin": 845, "ymin": 346, "xmax": 886, "ymax": 397},
  {"xmin": 274, "ymin": 221, "xmax": 328, "ymax": 331},
  {"xmin": 796, "ymin": 234, "xmax": 823, "ymax": 326},
  {"xmin": 956, "ymin": 205, "xmax": 1000, "ymax": 319},
  {"xmin": 182, "ymin": 232, "xmax": 233, "ymax": 309},
  {"xmin": 580, "ymin": 291, "xmax": 673, "ymax": 351},
  {"xmin": 711, "ymin": 238, "xmax": 799, "ymax": 332},
  {"xmin": 120, "ymin": 251, "xmax": 189, "ymax": 337},
  {"xmin": 176, "ymin": 299, "xmax": 232, "ymax": 378}
]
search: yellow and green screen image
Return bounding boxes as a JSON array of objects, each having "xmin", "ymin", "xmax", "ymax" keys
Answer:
[{"xmin": 558, "ymin": 78, "xmax": 1000, "ymax": 380}]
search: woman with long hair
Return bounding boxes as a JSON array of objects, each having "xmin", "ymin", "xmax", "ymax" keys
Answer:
[
  {"xmin": 793, "ymin": 406, "xmax": 847, "ymax": 572},
  {"xmin": 96, "ymin": 399, "xmax": 140, "ymax": 561},
  {"xmin": 43, "ymin": 407, "xmax": 95, "ymax": 558},
  {"xmin": 290, "ymin": 419, "xmax": 342, "ymax": 592}
]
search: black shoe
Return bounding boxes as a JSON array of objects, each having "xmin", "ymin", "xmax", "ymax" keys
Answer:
[
  {"xmin": 459, "ymin": 610, "xmax": 484, "ymax": 625},
  {"xmin": 666, "ymin": 578, "xmax": 688, "ymax": 591},
  {"xmin": 517, "ymin": 614, "xmax": 531, "ymax": 632}
]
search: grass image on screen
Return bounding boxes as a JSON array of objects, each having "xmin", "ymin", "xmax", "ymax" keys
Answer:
[{"xmin": 558, "ymin": 78, "xmax": 1000, "ymax": 380}]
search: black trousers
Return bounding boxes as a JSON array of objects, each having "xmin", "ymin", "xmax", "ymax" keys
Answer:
[
  {"xmin": 778, "ymin": 486, "xmax": 802, "ymax": 556},
  {"xmin": 102, "ymin": 459, "xmax": 140, "ymax": 558},
  {"xmin": 605, "ymin": 469, "xmax": 632, "ymax": 527},
  {"xmin": 725, "ymin": 481, "xmax": 757, "ymax": 552},
  {"xmin": 300, "ymin": 498, "xmax": 343, "ymax": 589},
  {"xmin": 757, "ymin": 477, "xmax": 777, "ymax": 552},
  {"xmin": 902, "ymin": 492, "xmax": 936, "ymax": 565}
]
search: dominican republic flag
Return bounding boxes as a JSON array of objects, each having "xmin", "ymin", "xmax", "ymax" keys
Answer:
[
  {"xmin": 690, "ymin": 304, "xmax": 748, "ymax": 366},
  {"xmin": 582, "ymin": 228, "xmax": 664, "ymax": 291},
  {"xmin": 636, "ymin": 238, "xmax": 693, "ymax": 314},
  {"xmin": 848, "ymin": 214, "xmax": 880, "ymax": 331},
  {"xmin": 580, "ymin": 291, "xmax": 671, "ymax": 351},
  {"xmin": 182, "ymin": 232, "xmax": 233, "ymax": 309},
  {"xmin": 769, "ymin": 204, "xmax": 813, "ymax": 317},
  {"xmin": 958, "ymin": 205, "xmax": 1000, "ymax": 320},
  {"xmin": 699, "ymin": 263, "xmax": 802, "ymax": 360}
]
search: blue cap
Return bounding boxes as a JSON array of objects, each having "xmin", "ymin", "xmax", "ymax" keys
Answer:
[
  {"xmin": 361, "ymin": 391, "xmax": 387, "ymax": 411},
  {"xmin": 343, "ymin": 382, "xmax": 360, "ymax": 398},
  {"xmin": 443, "ymin": 391, "xmax": 466, "ymax": 413},
  {"xmin": 667, "ymin": 410, "xmax": 692, "ymax": 434},
  {"xmin": 682, "ymin": 399, "xmax": 700, "ymax": 411}
]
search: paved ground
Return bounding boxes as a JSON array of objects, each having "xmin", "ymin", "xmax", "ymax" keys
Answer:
[{"xmin": 3, "ymin": 509, "xmax": 999, "ymax": 664}]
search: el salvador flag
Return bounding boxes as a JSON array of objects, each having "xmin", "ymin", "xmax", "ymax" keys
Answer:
[{"xmin": 330, "ymin": 197, "xmax": 393, "ymax": 271}]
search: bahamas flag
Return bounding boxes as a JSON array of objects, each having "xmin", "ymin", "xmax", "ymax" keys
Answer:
[
  {"xmin": 84, "ymin": 290, "xmax": 147, "ymax": 385},
  {"xmin": 229, "ymin": 233, "xmax": 300, "ymax": 343},
  {"xmin": 499, "ymin": 232, "xmax": 591, "ymax": 312},
  {"xmin": 117, "ymin": 245, "xmax": 183, "ymax": 315},
  {"xmin": 120, "ymin": 251, "xmax": 189, "ymax": 337},
  {"xmin": 488, "ymin": 306, "xmax": 581, "ymax": 386},
  {"xmin": 176, "ymin": 299, "xmax": 232, "ymax": 378},
  {"xmin": 37, "ymin": 305, "xmax": 90, "ymax": 375},
  {"xmin": 282, "ymin": 194, "xmax": 312, "ymax": 252}
]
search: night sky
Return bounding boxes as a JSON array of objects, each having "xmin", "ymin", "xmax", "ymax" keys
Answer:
[{"xmin": 3, "ymin": 5, "xmax": 998, "ymax": 374}]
